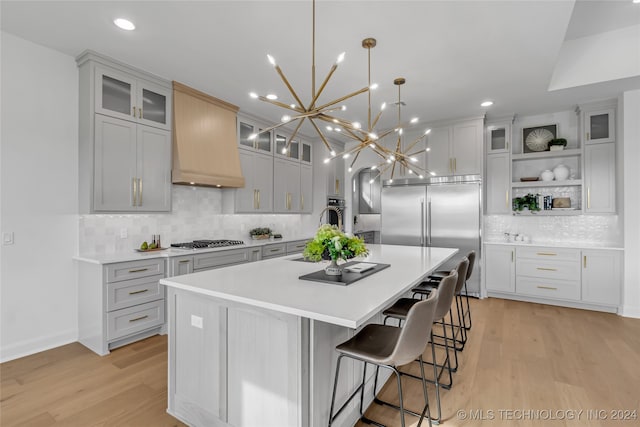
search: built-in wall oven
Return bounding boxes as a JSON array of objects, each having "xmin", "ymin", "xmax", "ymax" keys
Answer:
[{"xmin": 326, "ymin": 197, "xmax": 345, "ymax": 230}]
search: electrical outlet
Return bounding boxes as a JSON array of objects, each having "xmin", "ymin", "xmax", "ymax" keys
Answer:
[
  {"xmin": 2, "ymin": 232, "xmax": 14, "ymax": 245},
  {"xmin": 191, "ymin": 315, "xmax": 203, "ymax": 329},
  {"xmin": 120, "ymin": 228, "xmax": 128, "ymax": 239}
]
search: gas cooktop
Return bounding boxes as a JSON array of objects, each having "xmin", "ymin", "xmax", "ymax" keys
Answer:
[{"xmin": 170, "ymin": 239, "xmax": 245, "ymax": 250}]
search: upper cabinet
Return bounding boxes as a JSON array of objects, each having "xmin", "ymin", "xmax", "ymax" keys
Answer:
[
  {"xmin": 238, "ymin": 118, "xmax": 273, "ymax": 154},
  {"xmin": 486, "ymin": 121, "xmax": 511, "ymax": 154},
  {"xmin": 77, "ymin": 50, "xmax": 173, "ymax": 213},
  {"xmin": 95, "ymin": 66, "xmax": 171, "ymax": 131},
  {"xmin": 584, "ymin": 108, "xmax": 615, "ymax": 144},
  {"xmin": 425, "ymin": 117, "xmax": 483, "ymax": 176}
]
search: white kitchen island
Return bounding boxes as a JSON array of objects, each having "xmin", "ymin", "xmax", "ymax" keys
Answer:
[{"xmin": 160, "ymin": 244, "xmax": 458, "ymax": 427}]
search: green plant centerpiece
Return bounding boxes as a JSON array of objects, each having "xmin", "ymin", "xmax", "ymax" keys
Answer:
[
  {"xmin": 303, "ymin": 225, "xmax": 369, "ymax": 275},
  {"xmin": 249, "ymin": 227, "xmax": 271, "ymax": 240}
]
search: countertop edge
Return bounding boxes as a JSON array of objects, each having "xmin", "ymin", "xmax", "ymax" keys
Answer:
[{"xmin": 484, "ymin": 241, "xmax": 623, "ymax": 250}]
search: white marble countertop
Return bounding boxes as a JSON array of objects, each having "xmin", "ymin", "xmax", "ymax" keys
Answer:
[
  {"xmin": 160, "ymin": 244, "xmax": 458, "ymax": 329},
  {"xmin": 74, "ymin": 236, "xmax": 312, "ymax": 264},
  {"xmin": 484, "ymin": 240, "xmax": 623, "ymax": 250}
]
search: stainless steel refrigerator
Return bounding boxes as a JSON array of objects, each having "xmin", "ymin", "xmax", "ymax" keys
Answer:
[{"xmin": 380, "ymin": 175, "xmax": 481, "ymax": 295}]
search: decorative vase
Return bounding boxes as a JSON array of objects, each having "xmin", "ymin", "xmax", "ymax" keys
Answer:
[
  {"xmin": 325, "ymin": 259, "xmax": 342, "ymax": 276},
  {"xmin": 540, "ymin": 169, "xmax": 554, "ymax": 181},
  {"xmin": 553, "ymin": 164, "xmax": 570, "ymax": 181}
]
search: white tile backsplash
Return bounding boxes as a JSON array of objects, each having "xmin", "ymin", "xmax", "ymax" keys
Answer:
[
  {"xmin": 484, "ymin": 214, "xmax": 622, "ymax": 246},
  {"xmin": 79, "ymin": 186, "xmax": 313, "ymax": 254}
]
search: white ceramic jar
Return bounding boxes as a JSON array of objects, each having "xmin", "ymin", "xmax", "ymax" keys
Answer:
[
  {"xmin": 541, "ymin": 169, "xmax": 554, "ymax": 181},
  {"xmin": 553, "ymin": 164, "xmax": 570, "ymax": 181}
]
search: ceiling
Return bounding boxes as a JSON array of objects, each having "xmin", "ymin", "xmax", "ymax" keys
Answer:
[{"xmin": 2, "ymin": 0, "xmax": 639, "ymax": 143}]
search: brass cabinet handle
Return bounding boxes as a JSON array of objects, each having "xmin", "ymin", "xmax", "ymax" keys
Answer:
[
  {"xmin": 536, "ymin": 252, "xmax": 557, "ymax": 256},
  {"xmin": 179, "ymin": 259, "xmax": 190, "ymax": 264},
  {"xmin": 301, "ymin": 194, "xmax": 305, "ymax": 210},
  {"xmin": 128, "ymin": 268, "xmax": 149, "ymax": 273},
  {"xmin": 583, "ymin": 255, "xmax": 587, "ymax": 268},
  {"xmin": 506, "ymin": 140, "xmax": 509, "ymax": 150},
  {"xmin": 537, "ymin": 286, "xmax": 557, "ymax": 290},
  {"xmin": 506, "ymin": 190, "xmax": 509, "ymax": 208},
  {"xmin": 129, "ymin": 315, "xmax": 149, "ymax": 322},
  {"xmin": 270, "ymin": 248, "xmax": 280, "ymax": 252},
  {"xmin": 138, "ymin": 178, "xmax": 143, "ymax": 206},
  {"xmin": 335, "ymin": 179, "xmax": 340, "ymax": 195},
  {"xmin": 132, "ymin": 177, "xmax": 137, "ymax": 206},
  {"xmin": 132, "ymin": 106, "xmax": 136, "ymax": 117},
  {"xmin": 587, "ymin": 187, "xmax": 591, "ymax": 209},
  {"xmin": 257, "ymin": 189, "xmax": 260, "ymax": 209},
  {"xmin": 253, "ymin": 190, "xmax": 257, "ymax": 209},
  {"xmin": 511, "ymin": 250, "xmax": 514, "ymax": 262},
  {"xmin": 129, "ymin": 289, "xmax": 149, "ymax": 295},
  {"xmin": 138, "ymin": 107, "xmax": 142, "ymax": 119},
  {"xmin": 586, "ymin": 132, "xmax": 590, "ymax": 141},
  {"xmin": 449, "ymin": 158, "xmax": 453, "ymax": 173},
  {"xmin": 454, "ymin": 158, "xmax": 457, "ymax": 173},
  {"xmin": 536, "ymin": 267, "xmax": 557, "ymax": 271}
]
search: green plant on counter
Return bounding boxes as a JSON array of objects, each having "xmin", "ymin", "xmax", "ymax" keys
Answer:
[
  {"xmin": 303, "ymin": 224, "xmax": 369, "ymax": 262},
  {"xmin": 548, "ymin": 138, "xmax": 567, "ymax": 147},
  {"xmin": 249, "ymin": 227, "xmax": 271, "ymax": 236},
  {"xmin": 513, "ymin": 193, "xmax": 541, "ymax": 211}
]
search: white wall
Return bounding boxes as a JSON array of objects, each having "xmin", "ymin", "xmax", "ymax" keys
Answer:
[
  {"xmin": 622, "ymin": 90, "xmax": 640, "ymax": 317},
  {"xmin": 0, "ymin": 32, "xmax": 79, "ymax": 361}
]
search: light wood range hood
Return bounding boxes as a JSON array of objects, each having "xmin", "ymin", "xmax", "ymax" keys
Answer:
[{"xmin": 172, "ymin": 81, "xmax": 245, "ymax": 188}]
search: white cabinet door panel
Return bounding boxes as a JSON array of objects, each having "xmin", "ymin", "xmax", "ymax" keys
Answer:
[
  {"xmin": 137, "ymin": 126, "xmax": 171, "ymax": 211},
  {"xmin": 582, "ymin": 249, "xmax": 622, "ymax": 305},
  {"xmin": 486, "ymin": 153, "xmax": 510, "ymax": 214},
  {"xmin": 584, "ymin": 143, "xmax": 615, "ymax": 213},
  {"xmin": 485, "ymin": 245, "xmax": 515, "ymax": 293}
]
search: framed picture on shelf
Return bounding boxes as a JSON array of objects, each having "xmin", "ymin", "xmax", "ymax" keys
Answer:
[{"xmin": 522, "ymin": 124, "xmax": 558, "ymax": 153}]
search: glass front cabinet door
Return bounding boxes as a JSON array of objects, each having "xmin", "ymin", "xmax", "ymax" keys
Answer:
[
  {"xmin": 584, "ymin": 108, "xmax": 615, "ymax": 144},
  {"xmin": 486, "ymin": 122, "xmax": 511, "ymax": 153},
  {"xmin": 238, "ymin": 119, "xmax": 272, "ymax": 153},
  {"xmin": 95, "ymin": 66, "xmax": 171, "ymax": 131}
]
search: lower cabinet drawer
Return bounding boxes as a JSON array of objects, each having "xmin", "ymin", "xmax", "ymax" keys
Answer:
[
  {"xmin": 286, "ymin": 240, "xmax": 308, "ymax": 254},
  {"xmin": 516, "ymin": 277, "xmax": 581, "ymax": 301},
  {"xmin": 105, "ymin": 258, "xmax": 165, "ymax": 283},
  {"xmin": 106, "ymin": 274, "xmax": 164, "ymax": 312},
  {"xmin": 262, "ymin": 243, "xmax": 286, "ymax": 259},
  {"xmin": 516, "ymin": 259, "xmax": 580, "ymax": 281},
  {"xmin": 107, "ymin": 300, "xmax": 165, "ymax": 341},
  {"xmin": 194, "ymin": 248, "xmax": 249, "ymax": 271}
]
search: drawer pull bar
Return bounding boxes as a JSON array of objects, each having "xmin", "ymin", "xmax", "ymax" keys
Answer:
[
  {"xmin": 536, "ymin": 286, "xmax": 557, "ymax": 290},
  {"xmin": 128, "ymin": 268, "xmax": 149, "ymax": 273},
  {"xmin": 270, "ymin": 248, "xmax": 280, "ymax": 252},
  {"xmin": 129, "ymin": 315, "xmax": 149, "ymax": 322},
  {"xmin": 536, "ymin": 252, "xmax": 557, "ymax": 256},
  {"xmin": 129, "ymin": 289, "xmax": 149, "ymax": 295},
  {"xmin": 179, "ymin": 260, "xmax": 190, "ymax": 264},
  {"xmin": 536, "ymin": 267, "xmax": 558, "ymax": 271}
]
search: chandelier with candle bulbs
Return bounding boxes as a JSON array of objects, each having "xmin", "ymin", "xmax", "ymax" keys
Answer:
[{"xmin": 248, "ymin": 0, "xmax": 436, "ymax": 180}]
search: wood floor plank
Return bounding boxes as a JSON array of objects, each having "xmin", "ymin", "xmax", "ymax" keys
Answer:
[{"xmin": 1, "ymin": 298, "xmax": 639, "ymax": 427}]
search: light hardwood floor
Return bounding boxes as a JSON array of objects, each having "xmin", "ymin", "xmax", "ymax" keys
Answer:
[{"xmin": 1, "ymin": 298, "xmax": 639, "ymax": 426}]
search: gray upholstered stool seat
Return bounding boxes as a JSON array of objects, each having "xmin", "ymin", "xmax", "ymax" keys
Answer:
[
  {"xmin": 335, "ymin": 324, "xmax": 400, "ymax": 363},
  {"xmin": 381, "ymin": 297, "xmax": 421, "ymax": 320},
  {"xmin": 327, "ymin": 292, "xmax": 439, "ymax": 427}
]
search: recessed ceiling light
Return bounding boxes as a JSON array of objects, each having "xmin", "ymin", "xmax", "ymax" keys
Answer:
[
  {"xmin": 480, "ymin": 101, "xmax": 494, "ymax": 107},
  {"xmin": 114, "ymin": 18, "xmax": 135, "ymax": 31},
  {"xmin": 634, "ymin": 0, "xmax": 640, "ymax": 4},
  {"xmin": 266, "ymin": 94, "xmax": 278, "ymax": 100}
]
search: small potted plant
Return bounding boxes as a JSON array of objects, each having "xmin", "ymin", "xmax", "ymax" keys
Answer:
[
  {"xmin": 548, "ymin": 138, "xmax": 567, "ymax": 151},
  {"xmin": 249, "ymin": 227, "xmax": 272, "ymax": 240},
  {"xmin": 303, "ymin": 225, "xmax": 369, "ymax": 275}
]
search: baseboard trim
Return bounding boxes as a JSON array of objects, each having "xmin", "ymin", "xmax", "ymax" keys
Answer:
[
  {"xmin": 620, "ymin": 305, "xmax": 640, "ymax": 319},
  {"xmin": 0, "ymin": 329, "xmax": 78, "ymax": 363}
]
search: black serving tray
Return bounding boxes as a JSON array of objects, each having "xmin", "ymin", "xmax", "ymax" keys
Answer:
[{"xmin": 298, "ymin": 261, "xmax": 390, "ymax": 286}]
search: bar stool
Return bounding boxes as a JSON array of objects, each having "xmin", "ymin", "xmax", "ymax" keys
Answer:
[
  {"xmin": 413, "ymin": 251, "xmax": 476, "ymax": 349},
  {"xmin": 327, "ymin": 291, "xmax": 439, "ymax": 427},
  {"xmin": 379, "ymin": 270, "xmax": 459, "ymax": 424}
]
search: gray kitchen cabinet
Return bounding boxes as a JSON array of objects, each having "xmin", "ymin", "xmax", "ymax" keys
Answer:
[
  {"xmin": 425, "ymin": 117, "xmax": 483, "ymax": 176},
  {"xmin": 238, "ymin": 117, "xmax": 273, "ymax": 154},
  {"xmin": 262, "ymin": 243, "xmax": 287, "ymax": 259},
  {"xmin": 77, "ymin": 50, "xmax": 173, "ymax": 213},
  {"xmin": 486, "ymin": 121, "xmax": 511, "ymax": 154},
  {"xmin": 275, "ymin": 132, "xmax": 300, "ymax": 161},
  {"xmin": 584, "ymin": 108, "xmax": 615, "ymax": 144},
  {"xmin": 194, "ymin": 249, "xmax": 250, "ymax": 271},
  {"xmin": 286, "ymin": 239, "xmax": 309, "ymax": 255},
  {"xmin": 326, "ymin": 151, "xmax": 345, "ymax": 197},
  {"xmin": 581, "ymin": 249, "xmax": 622, "ymax": 306},
  {"xmin": 274, "ymin": 158, "xmax": 301, "ymax": 213},
  {"xmin": 357, "ymin": 169, "xmax": 381, "ymax": 214},
  {"xmin": 484, "ymin": 244, "xmax": 515, "ymax": 293},
  {"xmin": 78, "ymin": 257, "xmax": 166, "ymax": 355},
  {"xmin": 232, "ymin": 150, "xmax": 274, "ymax": 213},
  {"xmin": 301, "ymin": 164, "xmax": 313, "ymax": 213},
  {"xmin": 169, "ymin": 255, "xmax": 194, "ymax": 276},
  {"xmin": 93, "ymin": 114, "xmax": 171, "ymax": 212},
  {"xmin": 584, "ymin": 142, "xmax": 616, "ymax": 214},
  {"xmin": 485, "ymin": 153, "xmax": 511, "ymax": 214},
  {"xmin": 95, "ymin": 65, "xmax": 171, "ymax": 131}
]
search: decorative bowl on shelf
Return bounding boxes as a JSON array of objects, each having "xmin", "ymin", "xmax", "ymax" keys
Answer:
[
  {"xmin": 525, "ymin": 128, "xmax": 554, "ymax": 152},
  {"xmin": 540, "ymin": 170, "xmax": 554, "ymax": 181},
  {"xmin": 520, "ymin": 177, "xmax": 539, "ymax": 182},
  {"xmin": 553, "ymin": 164, "xmax": 570, "ymax": 181}
]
